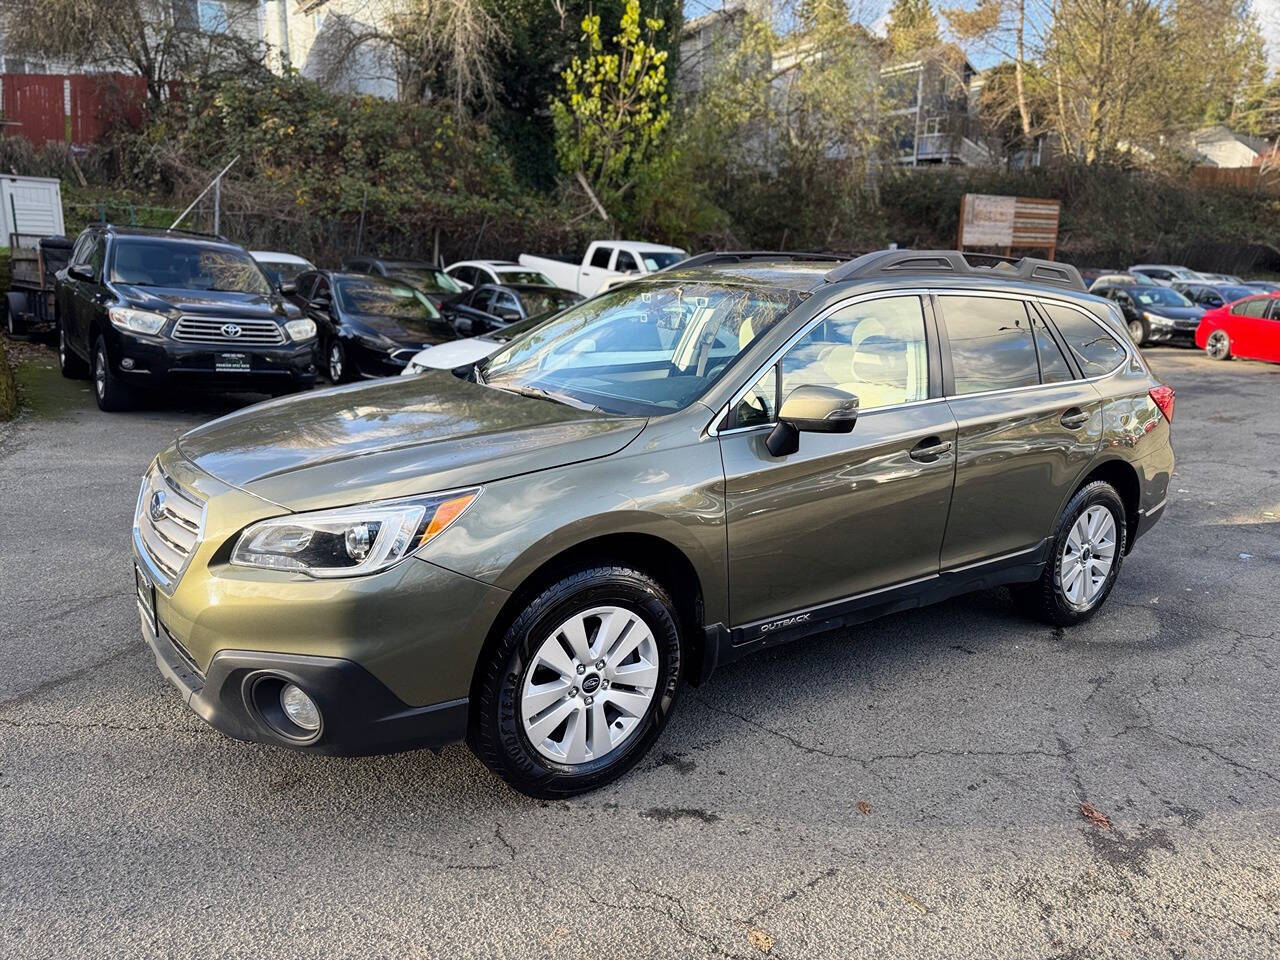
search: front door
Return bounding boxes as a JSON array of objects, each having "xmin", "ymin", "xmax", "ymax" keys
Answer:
[
  {"xmin": 721, "ymin": 294, "xmax": 958, "ymax": 626},
  {"xmin": 936, "ymin": 294, "xmax": 1103, "ymax": 569}
]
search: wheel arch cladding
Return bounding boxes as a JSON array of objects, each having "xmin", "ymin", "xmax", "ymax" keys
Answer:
[
  {"xmin": 469, "ymin": 532, "xmax": 707, "ymax": 703},
  {"xmin": 1073, "ymin": 459, "xmax": 1141, "ymax": 553}
]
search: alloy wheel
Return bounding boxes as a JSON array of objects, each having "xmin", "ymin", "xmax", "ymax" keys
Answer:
[
  {"xmin": 1127, "ymin": 318, "xmax": 1144, "ymax": 344},
  {"xmin": 1059, "ymin": 505, "xmax": 1117, "ymax": 610},
  {"xmin": 58, "ymin": 327, "xmax": 67, "ymax": 366},
  {"xmin": 1206, "ymin": 330, "xmax": 1230, "ymax": 360},
  {"xmin": 328, "ymin": 343, "xmax": 343, "ymax": 382},
  {"xmin": 519, "ymin": 605, "xmax": 660, "ymax": 765},
  {"xmin": 94, "ymin": 349, "xmax": 106, "ymax": 400}
]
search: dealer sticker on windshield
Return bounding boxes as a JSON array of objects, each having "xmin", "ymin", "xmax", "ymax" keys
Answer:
[{"xmin": 215, "ymin": 352, "xmax": 251, "ymax": 373}]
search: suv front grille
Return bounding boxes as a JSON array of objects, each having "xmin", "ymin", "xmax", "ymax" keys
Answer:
[
  {"xmin": 134, "ymin": 465, "xmax": 205, "ymax": 589},
  {"xmin": 172, "ymin": 316, "xmax": 285, "ymax": 346}
]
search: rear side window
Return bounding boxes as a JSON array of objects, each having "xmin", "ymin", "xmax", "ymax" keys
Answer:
[
  {"xmin": 940, "ymin": 296, "xmax": 1039, "ymax": 395},
  {"xmin": 1042, "ymin": 304, "xmax": 1126, "ymax": 376},
  {"xmin": 1031, "ymin": 313, "xmax": 1073, "ymax": 384},
  {"xmin": 1233, "ymin": 297, "xmax": 1269, "ymax": 318},
  {"xmin": 589, "ymin": 246, "xmax": 613, "ymax": 269}
]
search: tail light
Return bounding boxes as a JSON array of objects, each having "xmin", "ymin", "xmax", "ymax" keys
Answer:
[{"xmin": 1149, "ymin": 384, "xmax": 1174, "ymax": 422}]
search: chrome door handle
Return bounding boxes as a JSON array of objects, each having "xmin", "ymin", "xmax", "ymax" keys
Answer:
[
  {"xmin": 1060, "ymin": 409, "xmax": 1090, "ymax": 429},
  {"xmin": 909, "ymin": 437, "xmax": 953, "ymax": 461}
]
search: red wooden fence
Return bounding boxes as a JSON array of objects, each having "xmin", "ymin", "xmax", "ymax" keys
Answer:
[{"xmin": 0, "ymin": 73, "xmax": 152, "ymax": 146}]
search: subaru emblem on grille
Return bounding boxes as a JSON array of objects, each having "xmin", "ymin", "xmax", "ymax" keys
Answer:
[
  {"xmin": 221, "ymin": 323, "xmax": 243, "ymax": 339},
  {"xmin": 148, "ymin": 490, "xmax": 167, "ymax": 523}
]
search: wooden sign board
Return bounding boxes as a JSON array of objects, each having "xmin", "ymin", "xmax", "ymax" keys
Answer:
[{"xmin": 958, "ymin": 193, "xmax": 1061, "ymax": 259}]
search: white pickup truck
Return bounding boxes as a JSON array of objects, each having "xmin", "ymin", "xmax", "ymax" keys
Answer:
[{"xmin": 519, "ymin": 240, "xmax": 686, "ymax": 297}]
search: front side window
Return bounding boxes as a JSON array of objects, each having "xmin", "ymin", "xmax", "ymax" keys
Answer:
[
  {"xmin": 1042, "ymin": 304, "xmax": 1126, "ymax": 376},
  {"xmin": 731, "ymin": 365, "xmax": 778, "ymax": 428},
  {"xmin": 110, "ymin": 240, "xmax": 271, "ymax": 294},
  {"xmin": 616, "ymin": 251, "xmax": 639, "ymax": 273},
  {"xmin": 481, "ymin": 282, "xmax": 804, "ymax": 416},
  {"xmin": 941, "ymin": 296, "xmax": 1039, "ymax": 395},
  {"xmin": 780, "ymin": 296, "xmax": 929, "ymax": 410}
]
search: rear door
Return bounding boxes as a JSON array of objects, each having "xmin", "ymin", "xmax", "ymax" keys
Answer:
[{"xmin": 936, "ymin": 293, "xmax": 1103, "ymax": 569}]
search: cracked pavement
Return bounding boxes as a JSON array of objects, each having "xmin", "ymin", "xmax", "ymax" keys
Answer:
[{"xmin": 1, "ymin": 347, "xmax": 1278, "ymax": 958}]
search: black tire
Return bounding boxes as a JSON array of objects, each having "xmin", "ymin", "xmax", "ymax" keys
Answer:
[
  {"xmin": 92, "ymin": 336, "xmax": 133, "ymax": 412},
  {"xmin": 57, "ymin": 320, "xmax": 89, "ymax": 379},
  {"xmin": 4, "ymin": 297, "xmax": 24, "ymax": 339},
  {"xmin": 1015, "ymin": 480, "xmax": 1127, "ymax": 627},
  {"xmin": 325, "ymin": 339, "xmax": 350, "ymax": 384},
  {"xmin": 1126, "ymin": 314, "xmax": 1149, "ymax": 347},
  {"xmin": 1205, "ymin": 329, "xmax": 1231, "ymax": 361},
  {"xmin": 468, "ymin": 565, "xmax": 684, "ymax": 798}
]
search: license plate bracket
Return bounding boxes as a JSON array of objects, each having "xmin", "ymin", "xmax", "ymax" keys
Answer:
[{"xmin": 215, "ymin": 352, "xmax": 251, "ymax": 373}]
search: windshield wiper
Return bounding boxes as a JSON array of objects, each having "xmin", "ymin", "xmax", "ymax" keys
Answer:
[{"xmin": 495, "ymin": 383, "xmax": 602, "ymax": 413}]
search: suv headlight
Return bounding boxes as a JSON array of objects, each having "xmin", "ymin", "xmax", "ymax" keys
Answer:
[
  {"xmin": 108, "ymin": 307, "xmax": 167, "ymax": 336},
  {"xmin": 230, "ymin": 489, "xmax": 479, "ymax": 578},
  {"xmin": 285, "ymin": 318, "xmax": 316, "ymax": 341}
]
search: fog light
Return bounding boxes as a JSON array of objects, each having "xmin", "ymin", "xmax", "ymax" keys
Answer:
[
  {"xmin": 120, "ymin": 357, "xmax": 135, "ymax": 370},
  {"xmin": 279, "ymin": 683, "xmax": 320, "ymax": 731}
]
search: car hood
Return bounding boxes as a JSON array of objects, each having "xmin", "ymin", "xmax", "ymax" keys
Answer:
[
  {"xmin": 1142, "ymin": 305, "xmax": 1203, "ymax": 320},
  {"xmin": 351, "ymin": 314, "xmax": 448, "ymax": 346},
  {"xmin": 404, "ymin": 336, "xmax": 499, "ymax": 372},
  {"xmin": 115, "ymin": 284, "xmax": 292, "ymax": 319},
  {"xmin": 177, "ymin": 372, "xmax": 646, "ymax": 511}
]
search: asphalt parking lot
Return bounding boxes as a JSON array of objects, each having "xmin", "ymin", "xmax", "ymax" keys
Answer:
[{"xmin": 1, "ymin": 343, "xmax": 1277, "ymax": 959}]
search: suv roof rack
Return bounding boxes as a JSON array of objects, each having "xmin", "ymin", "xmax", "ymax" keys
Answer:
[
  {"xmin": 673, "ymin": 250, "xmax": 848, "ymax": 271},
  {"xmin": 824, "ymin": 249, "xmax": 1086, "ymax": 292},
  {"xmin": 85, "ymin": 221, "xmax": 231, "ymax": 242}
]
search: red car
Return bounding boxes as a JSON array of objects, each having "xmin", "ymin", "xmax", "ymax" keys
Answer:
[{"xmin": 1195, "ymin": 292, "xmax": 1280, "ymax": 363}]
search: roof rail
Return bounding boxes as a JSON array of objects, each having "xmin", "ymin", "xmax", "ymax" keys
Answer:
[
  {"xmin": 824, "ymin": 249, "xmax": 1086, "ymax": 292},
  {"xmin": 673, "ymin": 250, "xmax": 848, "ymax": 271},
  {"xmin": 84, "ymin": 221, "xmax": 230, "ymax": 242}
]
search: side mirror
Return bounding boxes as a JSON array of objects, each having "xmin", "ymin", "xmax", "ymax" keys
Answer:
[
  {"xmin": 279, "ymin": 281, "xmax": 297, "ymax": 295},
  {"xmin": 495, "ymin": 309, "xmax": 521, "ymax": 323},
  {"xmin": 68, "ymin": 263, "xmax": 95, "ymax": 283},
  {"xmin": 309, "ymin": 295, "xmax": 331, "ymax": 311},
  {"xmin": 766, "ymin": 385, "xmax": 859, "ymax": 457}
]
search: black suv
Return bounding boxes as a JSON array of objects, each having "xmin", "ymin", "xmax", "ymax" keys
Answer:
[{"xmin": 55, "ymin": 225, "xmax": 319, "ymax": 411}]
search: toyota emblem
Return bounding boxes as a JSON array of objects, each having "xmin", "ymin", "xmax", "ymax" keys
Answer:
[
  {"xmin": 221, "ymin": 323, "xmax": 243, "ymax": 339},
  {"xmin": 148, "ymin": 490, "xmax": 166, "ymax": 523}
]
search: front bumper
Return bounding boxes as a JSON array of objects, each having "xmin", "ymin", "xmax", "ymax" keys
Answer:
[
  {"xmin": 140, "ymin": 607, "xmax": 468, "ymax": 754},
  {"xmin": 1144, "ymin": 316, "xmax": 1199, "ymax": 346},
  {"xmin": 111, "ymin": 329, "xmax": 318, "ymax": 391}
]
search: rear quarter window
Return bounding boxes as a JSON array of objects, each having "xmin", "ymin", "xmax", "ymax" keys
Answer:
[{"xmin": 1042, "ymin": 303, "xmax": 1127, "ymax": 376}]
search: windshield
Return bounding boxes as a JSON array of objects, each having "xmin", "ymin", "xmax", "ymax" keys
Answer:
[
  {"xmin": 480, "ymin": 312, "xmax": 549, "ymax": 343},
  {"xmin": 518, "ymin": 288, "xmax": 583, "ymax": 317},
  {"xmin": 641, "ymin": 252, "xmax": 685, "ymax": 271},
  {"xmin": 1134, "ymin": 287, "xmax": 1192, "ymax": 307},
  {"xmin": 480, "ymin": 282, "xmax": 804, "ymax": 415},
  {"xmin": 387, "ymin": 266, "xmax": 463, "ymax": 294},
  {"xmin": 1218, "ymin": 285, "xmax": 1253, "ymax": 302},
  {"xmin": 111, "ymin": 240, "xmax": 271, "ymax": 294},
  {"xmin": 336, "ymin": 278, "xmax": 441, "ymax": 319},
  {"xmin": 256, "ymin": 259, "xmax": 310, "ymax": 285},
  {"xmin": 495, "ymin": 270, "xmax": 553, "ymax": 285}
]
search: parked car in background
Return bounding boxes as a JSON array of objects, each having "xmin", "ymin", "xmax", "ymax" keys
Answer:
[
  {"xmin": 1087, "ymin": 273, "xmax": 1139, "ymax": 291},
  {"xmin": 55, "ymin": 225, "xmax": 317, "ymax": 411},
  {"xmin": 290, "ymin": 270, "xmax": 457, "ymax": 382},
  {"xmin": 251, "ymin": 251, "xmax": 316, "ymax": 290},
  {"xmin": 341, "ymin": 256, "xmax": 465, "ymax": 307},
  {"xmin": 402, "ymin": 312, "xmax": 547, "ymax": 375},
  {"xmin": 519, "ymin": 240, "xmax": 686, "ymax": 297},
  {"xmin": 1171, "ymin": 281, "xmax": 1255, "ymax": 310},
  {"xmin": 1128, "ymin": 264, "xmax": 1206, "ymax": 286},
  {"xmin": 1196, "ymin": 291, "xmax": 1280, "ymax": 364},
  {"xmin": 445, "ymin": 260, "xmax": 554, "ymax": 289},
  {"xmin": 1091, "ymin": 282, "xmax": 1203, "ymax": 345},
  {"xmin": 1198, "ymin": 272, "xmax": 1243, "ymax": 284},
  {"xmin": 446, "ymin": 283, "xmax": 583, "ymax": 336},
  {"xmin": 131, "ymin": 249, "xmax": 1173, "ymax": 798},
  {"xmin": 1244, "ymin": 280, "xmax": 1280, "ymax": 292}
]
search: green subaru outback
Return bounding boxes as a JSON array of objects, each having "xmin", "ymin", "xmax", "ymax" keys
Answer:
[{"xmin": 133, "ymin": 250, "xmax": 1174, "ymax": 796}]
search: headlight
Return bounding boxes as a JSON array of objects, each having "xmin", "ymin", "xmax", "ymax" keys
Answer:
[
  {"xmin": 285, "ymin": 318, "xmax": 316, "ymax": 341},
  {"xmin": 230, "ymin": 489, "xmax": 479, "ymax": 578},
  {"xmin": 108, "ymin": 307, "xmax": 167, "ymax": 336},
  {"xmin": 402, "ymin": 361, "xmax": 427, "ymax": 375}
]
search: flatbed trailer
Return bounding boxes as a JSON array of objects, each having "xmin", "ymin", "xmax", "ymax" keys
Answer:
[{"xmin": 6, "ymin": 232, "xmax": 72, "ymax": 338}]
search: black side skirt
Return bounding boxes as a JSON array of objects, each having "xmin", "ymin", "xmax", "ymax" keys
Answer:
[{"xmin": 706, "ymin": 539, "xmax": 1050, "ymax": 674}]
